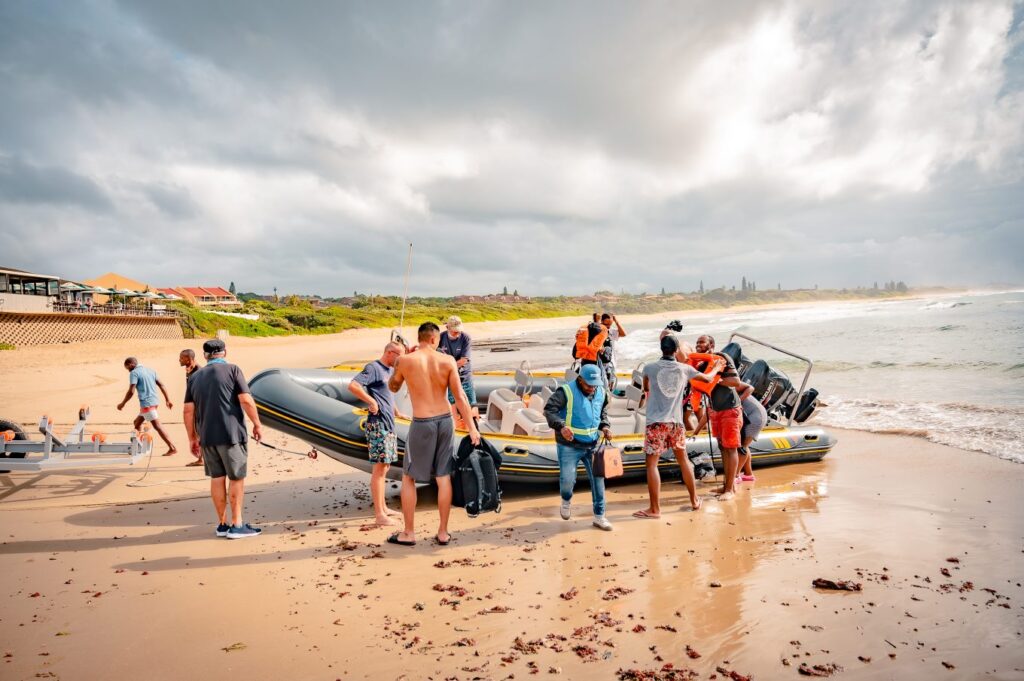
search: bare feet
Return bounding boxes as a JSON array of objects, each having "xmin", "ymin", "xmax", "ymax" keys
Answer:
[
  {"xmin": 162, "ymin": 448, "xmax": 177, "ymax": 456},
  {"xmin": 690, "ymin": 497, "xmax": 703, "ymax": 511},
  {"xmin": 632, "ymin": 509, "xmax": 661, "ymax": 519},
  {"xmin": 717, "ymin": 491, "xmax": 735, "ymax": 501},
  {"xmin": 375, "ymin": 515, "xmax": 399, "ymax": 527},
  {"xmin": 385, "ymin": 507, "xmax": 402, "ymax": 517}
]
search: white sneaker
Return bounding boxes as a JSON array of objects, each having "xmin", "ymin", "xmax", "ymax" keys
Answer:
[
  {"xmin": 560, "ymin": 499, "xmax": 572, "ymax": 520},
  {"xmin": 592, "ymin": 515, "xmax": 613, "ymax": 531}
]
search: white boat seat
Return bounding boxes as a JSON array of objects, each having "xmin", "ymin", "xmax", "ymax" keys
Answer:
[
  {"xmin": 512, "ymin": 408, "xmax": 553, "ymax": 437},
  {"xmin": 487, "ymin": 388, "xmax": 526, "ymax": 434},
  {"xmin": 607, "ymin": 383, "xmax": 645, "ymax": 417},
  {"xmin": 527, "ymin": 385, "xmax": 555, "ymax": 411}
]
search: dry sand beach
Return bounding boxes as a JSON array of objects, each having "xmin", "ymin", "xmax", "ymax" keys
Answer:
[{"xmin": 1, "ymin": 311, "xmax": 1022, "ymax": 680}]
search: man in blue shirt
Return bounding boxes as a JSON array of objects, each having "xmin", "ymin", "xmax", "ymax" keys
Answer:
[
  {"xmin": 117, "ymin": 356, "xmax": 176, "ymax": 456},
  {"xmin": 348, "ymin": 341, "xmax": 407, "ymax": 527},
  {"xmin": 438, "ymin": 315, "xmax": 476, "ymax": 417}
]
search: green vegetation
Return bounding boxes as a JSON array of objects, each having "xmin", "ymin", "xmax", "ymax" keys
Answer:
[
  {"xmin": 172, "ymin": 286, "xmax": 921, "ymax": 339},
  {"xmin": 0, "ymin": 342, "xmax": 15, "ymax": 351}
]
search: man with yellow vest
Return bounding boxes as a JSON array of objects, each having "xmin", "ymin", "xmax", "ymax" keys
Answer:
[{"xmin": 543, "ymin": 364, "xmax": 615, "ymax": 531}]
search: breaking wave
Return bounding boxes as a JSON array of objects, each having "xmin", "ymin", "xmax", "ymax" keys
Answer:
[{"xmin": 814, "ymin": 397, "xmax": 1024, "ymax": 464}]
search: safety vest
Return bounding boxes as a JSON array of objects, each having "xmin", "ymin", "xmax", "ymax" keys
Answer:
[
  {"xmin": 560, "ymin": 382, "xmax": 604, "ymax": 442},
  {"xmin": 687, "ymin": 352, "xmax": 727, "ymax": 409},
  {"xmin": 573, "ymin": 325, "xmax": 608, "ymax": 362}
]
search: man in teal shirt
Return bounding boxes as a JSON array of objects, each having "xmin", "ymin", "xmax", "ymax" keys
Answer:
[{"xmin": 117, "ymin": 356, "xmax": 176, "ymax": 456}]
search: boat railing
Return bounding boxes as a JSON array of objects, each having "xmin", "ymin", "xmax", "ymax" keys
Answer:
[{"xmin": 728, "ymin": 331, "xmax": 813, "ymax": 428}]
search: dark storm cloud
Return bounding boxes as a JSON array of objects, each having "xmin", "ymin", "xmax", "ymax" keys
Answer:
[
  {"xmin": 0, "ymin": 1, "xmax": 1021, "ymax": 295},
  {"xmin": 0, "ymin": 156, "xmax": 112, "ymax": 211}
]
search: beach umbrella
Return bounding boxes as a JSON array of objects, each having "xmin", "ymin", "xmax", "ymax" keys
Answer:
[
  {"xmin": 60, "ymin": 282, "xmax": 85, "ymax": 291},
  {"xmin": 142, "ymin": 291, "xmax": 160, "ymax": 298}
]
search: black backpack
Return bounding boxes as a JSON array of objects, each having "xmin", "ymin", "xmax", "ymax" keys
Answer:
[{"xmin": 451, "ymin": 434, "xmax": 503, "ymax": 517}]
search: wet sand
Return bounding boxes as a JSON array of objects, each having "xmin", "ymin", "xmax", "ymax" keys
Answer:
[{"xmin": 1, "ymin": 318, "xmax": 1022, "ymax": 680}]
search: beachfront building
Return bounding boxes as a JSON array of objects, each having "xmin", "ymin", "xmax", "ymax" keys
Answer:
[
  {"xmin": 1, "ymin": 267, "xmax": 183, "ymax": 346},
  {"xmin": 173, "ymin": 286, "xmax": 240, "ymax": 308},
  {"xmin": 83, "ymin": 272, "xmax": 153, "ymax": 305},
  {"xmin": 0, "ymin": 265, "xmax": 60, "ymax": 312}
]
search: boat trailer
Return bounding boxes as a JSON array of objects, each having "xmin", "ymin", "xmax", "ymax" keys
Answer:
[{"xmin": 0, "ymin": 407, "xmax": 152, "ymax": 472}]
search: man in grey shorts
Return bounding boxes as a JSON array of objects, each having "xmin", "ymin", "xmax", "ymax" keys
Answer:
[
  {"xmin": 387, "ymin": 321, "xmax": 480, "ymax": 546},
  {"xmin": 405, "ymin": 413, "xmax": 456, "ymax": 482},
  {"xmin": 183, "ymin": 338, "xmax": 264, "ymax": 539}
]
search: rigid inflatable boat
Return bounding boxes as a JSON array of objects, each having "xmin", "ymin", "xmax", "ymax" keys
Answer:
[{"xmin": 248, "ymin": 334, "xmax": 837, "ymax": 484}]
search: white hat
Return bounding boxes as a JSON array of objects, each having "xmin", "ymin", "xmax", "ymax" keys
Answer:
[{"xmin": 446, "ymin": 315, "xmax": 463, "ymax": 329}]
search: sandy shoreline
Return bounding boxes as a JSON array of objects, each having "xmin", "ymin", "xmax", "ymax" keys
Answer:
[{"xmin": 1, "ymin": 303, "xmax": 1022, "ymax": 680}]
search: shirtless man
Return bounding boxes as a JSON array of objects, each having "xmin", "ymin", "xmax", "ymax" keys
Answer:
[{"xmin": 386, "ymin": 321, "xmax": 480, "ymax": 546}]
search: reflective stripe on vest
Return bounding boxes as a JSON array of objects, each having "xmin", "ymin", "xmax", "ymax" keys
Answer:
[{"xmin": 561, "ymin": 382, "xmax": 604, "ymax": 441}]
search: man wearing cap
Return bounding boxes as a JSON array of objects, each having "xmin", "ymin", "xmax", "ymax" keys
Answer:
[
  {"xmin": 183, "ymin": 339, "xmax": 264, "ymax": 539},
  {"xmin": 543, "ymin": 364, "xmax": 615, "ymax": 531},
  {"xmin": 438, "ymin": 315, "xmax": 476, "ymax": 413}
]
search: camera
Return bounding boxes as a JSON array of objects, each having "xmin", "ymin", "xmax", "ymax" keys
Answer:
[{"xmin": 665, "ymin": 319, "xmax": 683, "ymax": 332}]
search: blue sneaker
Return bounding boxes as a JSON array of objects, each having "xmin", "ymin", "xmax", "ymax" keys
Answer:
[
  {"xmin": 215, "ymin": 523, "xmax": 231, "ymax": 537},
  {"xmin": 226, "ymin": 523, "xmax": 262, "ymax": 539}
]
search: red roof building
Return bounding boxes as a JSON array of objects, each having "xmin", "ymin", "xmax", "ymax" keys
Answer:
[{"xmin": 172, "ymin": 286, "xmax": 240, "ymax": 308}]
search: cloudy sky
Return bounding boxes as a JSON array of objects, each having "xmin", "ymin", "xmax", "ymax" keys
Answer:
[{"xmin": 1, "ymin": 1, "xmax": 1022, "ymax": 296}]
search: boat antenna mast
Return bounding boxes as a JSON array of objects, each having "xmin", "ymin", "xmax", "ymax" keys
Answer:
[{"xmin": 398, "ymin": 242, "xmax": 413, "ymax": 344}]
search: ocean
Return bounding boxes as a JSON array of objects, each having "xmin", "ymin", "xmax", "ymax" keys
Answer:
[{"xmin": 474, "ymin": 290, "xmax": 1024, "ymax": 464}]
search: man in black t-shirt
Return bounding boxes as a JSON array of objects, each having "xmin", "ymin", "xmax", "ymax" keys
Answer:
[
  {"xmin": 693, "ymin": 335, "xmax": 751, "ymax": 500},
  {"xmin": 184, "ymin": 339, "xmax": 264, "ymax": 539}
]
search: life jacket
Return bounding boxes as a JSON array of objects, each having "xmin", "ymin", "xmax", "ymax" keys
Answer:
[
  {"xmin": 560, "ymin": 382, "xmax": 605, "ymax": 443},
  {"xmin": 599, "ymin": 330, "xmax": 614, "ymax": 364},
  {"xmin": 686, "ymin": 352, "xmax": 727, "ymax": 409},
  {"xmin": 572, "ymin": 323, "xmax": 608, "ymax": 362}
]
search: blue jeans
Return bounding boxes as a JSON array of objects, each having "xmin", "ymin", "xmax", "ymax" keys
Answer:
[{"xmin": 556, "ymin": 442, "xmax": 606, "ymax": 516}]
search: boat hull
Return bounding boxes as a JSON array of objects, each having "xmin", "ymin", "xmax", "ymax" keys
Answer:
[{"xmin": 249, "ymin": 368, "xmax": 836, "ymax": 484}]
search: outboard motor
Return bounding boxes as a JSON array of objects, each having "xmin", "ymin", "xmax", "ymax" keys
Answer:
[
  {"xmin": 746, "ymin": 359, "xmax": 821, "ymax": 422},
  {"xmin": 719, "ymin": 341, "xmax": 753, "ymax": 377},
  {"xmin": 787, "ymin": 388, "xmax": 820, "ymax": 423},
  {"xmin": 744, "ymin": 359, "xmax": 795, "ymax": 416}
]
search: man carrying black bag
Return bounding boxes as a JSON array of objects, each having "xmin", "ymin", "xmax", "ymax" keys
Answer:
[{"xmin": 451, "ymin": 432, "xmax": 503, "ymax": 517}]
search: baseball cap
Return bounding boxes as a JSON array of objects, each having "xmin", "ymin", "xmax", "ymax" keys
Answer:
[
  {"xmin": 579, "ymin": 364, "xmax": 603, "ymax": 386},
  {"xmin": 446, "ymin": 315, "xmax": 463, "ymax": 329},
  {"xmin": 202, "ymin": 338, "xmax": 226, "ymax": 354}
]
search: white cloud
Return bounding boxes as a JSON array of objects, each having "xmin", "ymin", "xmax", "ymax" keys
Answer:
[{"xmin": 0, "ymin": 0, "xmax": 1021, "ymax": 295}]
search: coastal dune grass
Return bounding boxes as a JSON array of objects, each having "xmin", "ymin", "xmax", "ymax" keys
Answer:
[{"xmin": 172, "ymin": 288, "xmax": 918, "ymax": 339}]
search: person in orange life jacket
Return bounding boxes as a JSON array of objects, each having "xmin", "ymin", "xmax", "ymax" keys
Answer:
[
  {"xmin": 692, "ymin": 335, "xmax": 752, "ymax": 500},
  {"xmin": 543, "ymin": 364, "xmax": 614, "ymax": 531},
  {"xmin": 574, "ymin": 320, "xmax": 608, "ymax": 365}
]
